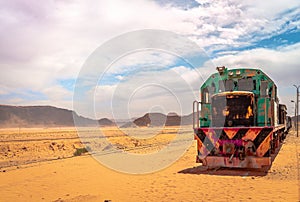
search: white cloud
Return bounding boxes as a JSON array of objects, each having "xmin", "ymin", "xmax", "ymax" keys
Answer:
[
  {"xmin": 86, "ymin": 61, "xmax": 222, "ymax": 119},
  {"xmin": 209, "ymin": 42, "xmax": 300, "ymax": 115},
  {"xmin": 0, "ymin": 0, "xmax": 299, "ymax": 117},
  {"xmin": 82, "ymin": 65, "xmax": 205, "ymax": 119},
  {"xmin": 106, "ymin": 50, "xmax": 179, "ymax": 74},
  {"xmin": 115, "ymin": 75, "xmax": 124, "ymax": 81},
  {"xmin": 42, "ymin": 85, "xmax": 73, "ymax": 101},
  {"xmin": 210, "ymin": 43, "xmax": 300, "ymax": 85},
  {"xmin": 94, "ymin": 85, "xmax": 117, "ymax": 103}
]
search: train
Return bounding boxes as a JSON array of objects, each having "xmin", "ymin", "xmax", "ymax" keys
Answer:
[{"xmin": 193, "ymin": 66, "xmax": 292, "ymax": 168}]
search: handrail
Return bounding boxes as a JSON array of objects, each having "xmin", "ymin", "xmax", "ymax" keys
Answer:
[
  {"xmin": 265, "ymin": 97, "xmax": 267, "ymax": 126},
  {"xmin": 193, "ymin": 101, "xmax": 200, "ymax": 129}
]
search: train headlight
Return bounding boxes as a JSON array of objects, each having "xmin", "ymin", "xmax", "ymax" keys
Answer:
[{"xmin": 216, "ymin": 66, "xmax": 226, "ymax": 74}]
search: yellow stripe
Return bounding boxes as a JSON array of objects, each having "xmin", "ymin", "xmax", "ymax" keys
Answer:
[
  {"xmin": 194, "ymin": 135, "xmax": 202, "ymax": 152},
  {"xmin": 223, "ymin": 128, "xmax": 239, "ymax": 139},
  {"xmin": 256, "ymin": 131, "xmax": 272, "ymax": 157},
  {"xmin": 242, "ymin": 128, "xmax": 261, "ymax": 141}
]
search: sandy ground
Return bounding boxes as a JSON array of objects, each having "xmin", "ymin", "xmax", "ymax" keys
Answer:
[
  {"xmin": 0, "ymin": 127, "xmax": 299, "ymax": 201},
  {"xmin": 0, "ymin": 127, "xmax": 84, "ymax": 168}
]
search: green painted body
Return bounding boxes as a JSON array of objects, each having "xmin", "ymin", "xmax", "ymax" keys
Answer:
[{"xmin": 199, "ymin": 68, "xmax": 278, "ymax": 128}]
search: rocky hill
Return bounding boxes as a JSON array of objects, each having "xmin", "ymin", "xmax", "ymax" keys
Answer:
[
  {"xmin": 0, "ymin": 105, "xmax": 193, "ymax": 128},
  {"xmin": 133, "ymin": 113, "xmax": 167, "ymax": 127},
  {"xmin": 121, "ymin": 112, "xmax": 194, "ymax": 128},
  {"xmin": 0, "ymin": 105, "xmax": 100, "ymax": 128},
  {"xmin": 98, "ymin": 118, "xmax": 115, "ymax": 126}
]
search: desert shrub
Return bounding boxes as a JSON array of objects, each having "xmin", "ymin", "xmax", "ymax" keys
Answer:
[{"xmin": 73, "ymin": 147, "xmax": 89, "ymax": 156}]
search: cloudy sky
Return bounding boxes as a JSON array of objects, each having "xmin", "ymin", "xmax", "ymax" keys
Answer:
[{"xmin": 0, "ymin": 0, "xmax": 299, "ymax": 119}]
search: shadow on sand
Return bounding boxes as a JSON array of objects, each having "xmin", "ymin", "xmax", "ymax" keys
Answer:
[{"xmin": 178, "ymin": 142, "xmax": 283, "ymax": 177}]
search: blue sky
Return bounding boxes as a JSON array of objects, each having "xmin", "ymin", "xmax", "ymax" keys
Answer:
[
  {"xmin": 213, "ymin": 27, "xmax": 300, "ymax": 55},
  {"xmin": 0, "ymin": 0, "xmax": 299, "ymax": 118}
]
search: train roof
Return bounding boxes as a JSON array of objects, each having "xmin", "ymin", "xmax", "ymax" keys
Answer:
[
  {"xmin": 201, "ymin": 67, "xmax": 275, "ymax": 89},
  {"xmin": 210, "ymin": 67, "xmax": 273, "ymax": 82},
  {"xmin": 200, "ymin": 67, "xmax": 278, "ymax": 100}
]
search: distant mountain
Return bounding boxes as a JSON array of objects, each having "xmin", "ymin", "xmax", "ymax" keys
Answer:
[
  {"xmin": 181, "ymin": 113, "xmax": 194, "ymax": 125},
  {"xmin": 133, "ymin": 113, "xmax": 167, "ymax": 127},
  {"xmin": 121, "ymin": 112, "xmax": 194, "ymax": 128},
  {"xmin": 291, "ymin": 115, "xmax": 300, "ymax": 123},
  {"xmin": 291, "ymin": 115, "xmax": 300, "ymax": 119},
  {"xmin": 0, "ymin": 105, "xmax": 100, "ymax": 128},
  {"xmin": 98, "ymin": 118, "xmax": 115, "ymax": 126},
  {"xmin": 0, "ymin": 104, "xmax": 194, "ymax": 128},
  {"xmin": 165, "ymin": 114, "xmax": 181, "ymax": 126}
]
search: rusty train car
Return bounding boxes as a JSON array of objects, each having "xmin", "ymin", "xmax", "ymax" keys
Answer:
[{"xmin": 193, "ymin": 67, "xmax": 291, "ymax": 168}]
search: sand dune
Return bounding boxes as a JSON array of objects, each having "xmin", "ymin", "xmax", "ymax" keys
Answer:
[{"xmin": 0, "ymin": 127, "xmax": 299, "ymax": 201}]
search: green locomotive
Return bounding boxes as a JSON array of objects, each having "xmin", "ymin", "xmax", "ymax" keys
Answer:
[{"xmin": 193, "ymin": 67, "xmax": 290, "ymax": 168}]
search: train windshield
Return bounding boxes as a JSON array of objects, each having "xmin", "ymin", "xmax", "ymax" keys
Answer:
[{"xmin": 211, "ymin": 93, "xmax": 254, "ymax": 127}]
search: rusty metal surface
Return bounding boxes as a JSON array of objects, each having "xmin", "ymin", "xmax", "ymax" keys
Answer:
[{"xmin": 199, "ymin": 156, "xmax": 271, "ymax": 168}]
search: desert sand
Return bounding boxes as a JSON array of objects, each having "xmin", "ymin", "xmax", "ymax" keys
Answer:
[{"xmin": 0, "ymin": 127, "xmax": 299, "ymax": 201}]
